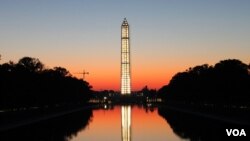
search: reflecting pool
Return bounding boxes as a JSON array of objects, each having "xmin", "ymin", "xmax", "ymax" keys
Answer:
[
  {"xmin": 70, "ymin": 105, "xmax": 185, "ymax": 141},
  {"xmin": 1, "ymin": 105, "xmax": 249, "ymax": 141}
]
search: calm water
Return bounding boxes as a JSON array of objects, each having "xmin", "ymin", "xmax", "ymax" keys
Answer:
[
  {"xmin": 1, "ymin": 105, "xmax": 249, "ymax": 141},
  {"xmin": 69, "ymin": 105, "xmax": 186, "ymax": 141}
]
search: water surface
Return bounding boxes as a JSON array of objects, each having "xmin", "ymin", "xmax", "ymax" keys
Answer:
[
  {"xmin": 2, "ymin": 105, "xmax": 248, "ymax": 141},
  {"xmin": 70, "ymin": 105, "xmax": 185, "ymax": 141}
]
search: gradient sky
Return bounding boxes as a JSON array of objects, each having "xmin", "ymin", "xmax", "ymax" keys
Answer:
[{"xmin": 1, "ymin": 0, "xmax": 250, "ymax": 91}]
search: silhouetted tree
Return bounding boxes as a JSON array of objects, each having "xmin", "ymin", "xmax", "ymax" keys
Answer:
[
  {"xmin": 158, "ymin": 59, "xmax": 250, "ymax": 105},
  {"xmin": 0, "ymin": 57, "xmax": 92, "ymax": 109}
]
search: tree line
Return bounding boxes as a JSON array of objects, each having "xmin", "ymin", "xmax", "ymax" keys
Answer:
[
  {"xmin": 158, "ymin": 59, "xmax": 250, "ymax": 106},
  {"xmin": 0, "ymin": 57, "xmax": 92, "ymax": 109}
]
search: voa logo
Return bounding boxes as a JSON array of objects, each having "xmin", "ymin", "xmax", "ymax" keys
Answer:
[{"xmin": 226, "ymin": 129, "xmax": 246, "ymax": 136}]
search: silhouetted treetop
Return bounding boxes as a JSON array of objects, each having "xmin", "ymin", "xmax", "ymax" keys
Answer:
[
  {"xmin": 17, "ymin": 57, "xmax": 44, "ymax": 72},
  {"xmin": 53, "ymin": 67, "xmax": 70, "ymax": 77},
  {"xmin": 214, "ymin": 59, "xmax": 248, "ymax": 76}
]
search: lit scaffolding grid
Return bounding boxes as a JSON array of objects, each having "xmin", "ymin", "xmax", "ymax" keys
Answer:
[{"xmin": 121, "ymin": 18, "xmax": 131, "ymax": 95}]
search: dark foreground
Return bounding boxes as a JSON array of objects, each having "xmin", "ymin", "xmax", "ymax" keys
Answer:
[{"xmin": 1, "ymin": 103, "xmax": 250, "ymax": 141}]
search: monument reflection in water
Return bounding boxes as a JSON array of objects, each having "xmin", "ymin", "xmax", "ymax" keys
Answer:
[{"xmin": 121, "ymin": 106, "xmax": 131, "ymax": 141}]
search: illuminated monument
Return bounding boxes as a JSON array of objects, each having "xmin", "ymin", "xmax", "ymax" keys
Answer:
[{"xmin": 121, "ymin": 18, "xmax": 131, "ymax": 95}]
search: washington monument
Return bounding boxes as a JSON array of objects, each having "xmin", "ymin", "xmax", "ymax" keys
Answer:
[{"xmin": 121, "ymin": 18, "xmax": 131, "ymax": 95}]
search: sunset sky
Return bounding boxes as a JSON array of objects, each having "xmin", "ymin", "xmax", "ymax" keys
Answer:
[{"xmin": 1, "ymin": 0, "xmax": 250, "ymax": 91}]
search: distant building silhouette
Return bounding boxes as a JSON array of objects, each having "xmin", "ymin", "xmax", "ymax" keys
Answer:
[{"xmin": 121, "ymin": 18, "xmax": 131, "ymax": 95}]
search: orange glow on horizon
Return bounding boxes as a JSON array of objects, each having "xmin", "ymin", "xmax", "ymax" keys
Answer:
[
  {"xmin": 67, "ymin": 65, "xmax": 179, "ymax": 91},
  {"xmin": 47, "ymin": 48, "xmax": 235, "ymax": 91},
  {"xmin": 69, "ymin": 70, "xmax": 173, "ymax": 91},
  {"xmin": 42, "ymin": 55, "xmax": 205, "ymax": 91}
]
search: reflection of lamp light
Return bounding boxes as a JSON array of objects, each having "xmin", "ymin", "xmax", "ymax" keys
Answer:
[{"xmin": 121, "ymin": 106, "xmax": 131, "ymax": 141}]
